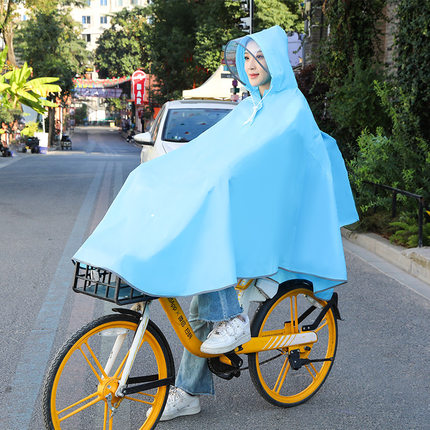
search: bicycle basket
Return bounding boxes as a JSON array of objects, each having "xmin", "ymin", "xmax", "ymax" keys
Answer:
[{"xmin": 72, "ymin": 262, "xmax": 153, "ymax": 305}]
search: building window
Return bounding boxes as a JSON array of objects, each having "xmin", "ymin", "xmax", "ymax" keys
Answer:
[
  {"xmin": 117, "ymin": 0, "xmax": 123, "ymax": 6},
  {"xmin": 84, "ymin": 34, "xmax": 91, "ymax": 42},
  {"xmin": 82, "ymin": 16, "xmax": 91, "ymax": 24},
  {"xmin": 86, "ymin": 0, "xmax": 91, "ymax": 5},
  {"xmin": 131, "ymin": 0, "xmax": 139, "ymax": 4},
  {"xmin": 100, "ymin": 16, "xmax": 108, "ymax": 24},
  {"xmin": 100, "ymin": 0, "xmax": 107, "ymax": 5}
]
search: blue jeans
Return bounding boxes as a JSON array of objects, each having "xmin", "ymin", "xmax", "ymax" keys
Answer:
[{"xmin": 175, "ymin": 286, "xmax": 242, "ymax": 395}]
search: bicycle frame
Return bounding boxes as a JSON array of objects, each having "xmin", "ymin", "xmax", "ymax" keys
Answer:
[
  {"xmin": 114, "ymin": 280, "xmax": 318, "ymax": 398},
  {"xmin": 159, "ymin": 297, "xmax": 317, "ymax": 356}
]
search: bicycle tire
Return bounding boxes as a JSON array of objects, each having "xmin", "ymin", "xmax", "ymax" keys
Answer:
[
  {"xmin": 248, "ymin": 281, "xmax": 338, "ymax": 407},
  {"xmin": 42, "ymin": 313, "xmax": 174, "ymax": 430}
]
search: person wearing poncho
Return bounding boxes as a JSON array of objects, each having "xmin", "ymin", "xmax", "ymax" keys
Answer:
[{"xmin": 73, "ymin": 26, "xmax": 357, "ymax": 416}]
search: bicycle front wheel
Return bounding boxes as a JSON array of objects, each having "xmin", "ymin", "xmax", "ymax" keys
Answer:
[
  {"xmin": 43, "ymin": 313, "xmax": 174, "ymax": 430},
  {"xmin": 248, "ymin": 282, "xmax": 338, "ymax": 407}
]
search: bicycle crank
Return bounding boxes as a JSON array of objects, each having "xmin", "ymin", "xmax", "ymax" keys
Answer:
[{"xmin": 288, "ymin": 349, "xmax": 334, "ymax": 370}]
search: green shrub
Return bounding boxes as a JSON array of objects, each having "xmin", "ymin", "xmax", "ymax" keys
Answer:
[
  {"xmin": 395, "ymin": 0, "xmax": 430, "ymax": 143},
  {"xmin": 349, "ymin": 81, "xmax": 430, "ymax": 214},
  {"xmin": 295, "ymin": 64, "xmax": 331, "ymax": 130},
  {"xmin": 349, "ymin": 128, "xmax": 399, "ymax": 213},
  {"xmin": 21, "ymin": 121, "xmax": 40, "ymax": 137},
  {"xmin": 74, "ymin": 105, "xmax": 88, "ymax": 125},
  {"xmin": 328, "ymin": 59, "xmax": 391, "ymax": 160},
  {"xmin": 389, "ymin": 215, "xmax": 430, "ymax": 248},
  {"xmin": 374, "ymin": 82, "xmax": 430, "ymax": 204}
]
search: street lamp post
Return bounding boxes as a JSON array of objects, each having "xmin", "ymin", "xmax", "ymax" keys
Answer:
[{"xmin": 240, "ymin": 0, "xmax": 253, "ymax": 34}]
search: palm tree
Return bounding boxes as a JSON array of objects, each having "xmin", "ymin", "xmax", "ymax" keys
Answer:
[{"xmin": 1, "ymin": 46, "xmax": 61, "ymax": 114}]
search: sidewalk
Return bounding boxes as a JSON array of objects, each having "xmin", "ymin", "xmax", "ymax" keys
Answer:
[
  {"xmin": 0, "ymin": 151, "xmax": 28, "ymax": 169},
  {"xmin": 342, "ymin": 227, "xmax": 430, "ymax": 286},
  {"xmin": 0, "ymin": 145, "xmax": 61, "ymax": 169}
]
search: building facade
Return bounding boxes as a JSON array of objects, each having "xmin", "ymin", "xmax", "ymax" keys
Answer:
[{"xmin": 69, "ymin": 0, "xmax": 149, "ymax": 52}]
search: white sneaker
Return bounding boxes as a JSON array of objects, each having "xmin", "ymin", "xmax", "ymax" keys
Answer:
[
  {"xmin": 146, "ymin": 386, "xmax": 201, "ymax": 422},
  {"xmin": 200, "ymin": 315, "xmax": 251, "ymax": 354}
]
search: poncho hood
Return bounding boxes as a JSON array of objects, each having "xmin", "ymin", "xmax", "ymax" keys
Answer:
[
  {"xmin": 73, "ymin": 26, "xmax": 358, "ymax": 300},
  {"xmin": 225, "ymin": 25, "xmax": 297, "ymax": 96}
]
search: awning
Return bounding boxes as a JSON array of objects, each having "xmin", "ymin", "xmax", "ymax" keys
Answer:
[{"xmin": 182, "ymin": 66, "xmax": 244, "ymax": 100}]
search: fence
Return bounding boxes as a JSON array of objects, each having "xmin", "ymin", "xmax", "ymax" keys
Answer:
[{"xmin": 364, "ymin": 181, "xmax": 426, "ymax": 247}]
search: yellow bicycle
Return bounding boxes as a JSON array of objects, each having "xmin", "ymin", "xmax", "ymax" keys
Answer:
[{"xmin": 42, "ymin": 263, "xmax": 340, "ymax": 429}]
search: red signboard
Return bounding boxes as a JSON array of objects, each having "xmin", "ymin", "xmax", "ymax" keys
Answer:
[{"xmin": 132, "ymin": 70, "xmax": 146, "ymax": 105}]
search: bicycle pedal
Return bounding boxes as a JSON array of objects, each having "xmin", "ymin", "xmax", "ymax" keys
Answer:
[
  {"xmin": 225, "ymin": 351, "xmax": 243, "ymax": 369},
  {"xmin": 207, "ymin": 355, "xmax": 243, "ymax": 380}
]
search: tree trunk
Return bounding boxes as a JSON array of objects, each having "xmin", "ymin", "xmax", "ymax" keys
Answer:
[
  {"xmin": 48, "ymin": 106, "xmax": 55, "ymax": 148},
  {"xmin": 3, "ymin": 27, "xmax": 17, "ymax": 66}
]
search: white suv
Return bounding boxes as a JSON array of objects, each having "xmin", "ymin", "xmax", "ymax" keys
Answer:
[{"xmin": 134, "ymin": 99, "xmax": 236, "ymax": 163}]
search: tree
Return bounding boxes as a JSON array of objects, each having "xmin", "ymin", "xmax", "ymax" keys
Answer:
[
  {"xmin": 144, "ymin": 0, "xmax": 197, "ymax": 101},
  {"xmin": 15, "ymin": 8, "xmax": 88, "ymax": 92},
  {"xmin": 395, "ymin": 0, "xmax": 430, "ymax": 143},
  {"xmin": 193, "ymin": 1, "xmax": 244, "ymax": 72},
  {"xmin": 253, "ymin": 0, "xmax": 304, "ymax": 33},
  {"xmin": 14, "ymin": 7, "xmax": 89, "ymax": 144},
  {"xmin": 145, "ymin": 0, "xmax": 244, "ymax": 102},
  {"xmin": 0, "ymin": 46, "xmax": 60, "ymax": 139},
  {"xmin": 316, "ymin": 0, "xmax": 386, "ymax": 84},
  {"xmin": 94, "ymin": 7, "xmax": 150, "ymax": 79},
  {"xmin": 0, "ymin": 0, "xmax": 84, "ymax": 65},
  {"xmin": 309, "ymin": 0, "xmax": 388, "ymax": 159},
  {"xmin": 0, "ymin": 47, "xmax": 60, "ymax": 113}
]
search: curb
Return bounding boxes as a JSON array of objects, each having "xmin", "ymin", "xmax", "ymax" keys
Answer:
[{"xmin": 341, "ymin": 228, "xmax": 430, "ymax": 285}]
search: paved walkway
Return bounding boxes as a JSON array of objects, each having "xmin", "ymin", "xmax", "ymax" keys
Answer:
[
  {"xmin": 342, "ymin": 228, "xmax": 430, "ymax": 299},
  {"xmin": 0, "ymin": 144, "xmax": 60, "ymax": 169}
]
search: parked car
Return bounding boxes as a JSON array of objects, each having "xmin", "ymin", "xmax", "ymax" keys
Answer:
[
  {"xmin": 60, "ymin": 134, "xmax": 72, "ymax": 150},
  {"xmin": 134, "ymin": 99, "xmax": 236, "ymax": 163}
]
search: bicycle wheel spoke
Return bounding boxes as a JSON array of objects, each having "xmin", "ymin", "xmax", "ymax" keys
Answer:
[
  {"xmin": 113, "ymin": 350, "xmax": 129, "ymax": 379},
  {"xmin": 78, "ymin": 345, "xmax": 104, "ymax": 382},
  {"xmin": 113, "ymin": 336, "xmax": 148, "ymax": 380},
  {"xmin": 273, "ymin": 356, "xmax": 290, "ymax": 394},
  {"xmin": 84, "ymin": 340, "xmax": 108, "ymax": 379},
  {"xmin": 305, "ymin": 363, "xmax": 317, "ymax": 380},
  {"xmin": 59, "ymin": 394, "xmax": 102, "ymax": 422},
  {"xmin": 103, "ymin": 401, "xmax": 108, "ymax": 430},
  {"xmin": 294, "ymin": 295, "xmax": 298, "ymax": 330},
  {"xmin": 124, "ymin": 394, "xmax": 155, "ymax": 405},
  {"xmin": 314, "ymin": 320, "xmax": 328, "ymax": 333},
  {"xmin": 289, "ymin": 297, "xmax": 294, "ymax": 332},
  {"xmin": 108, "ymin": 402, "xmax": 114, "ymax": 430},
  {"xmin": 57, "ymin": 391, "xmax": 99, "ymax": 415}
]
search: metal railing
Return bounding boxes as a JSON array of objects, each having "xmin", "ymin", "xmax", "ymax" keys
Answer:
[{"xmin": 364, "ymin": 181, "xmax": 426, "ymax": 247}]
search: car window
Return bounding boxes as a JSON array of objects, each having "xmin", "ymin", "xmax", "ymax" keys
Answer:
[
  {"xmin": 151, "ymin": 106, "xmax": 165, "ymax": 142},
  {"xmin": 161, "ymin": 108, "xmax": 232, "ymax": 143}
]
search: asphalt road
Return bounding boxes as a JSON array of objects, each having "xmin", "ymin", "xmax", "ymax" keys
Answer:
[{"xmin": 0, "ymin": 127, "xmax": 428, "ymax": 430}]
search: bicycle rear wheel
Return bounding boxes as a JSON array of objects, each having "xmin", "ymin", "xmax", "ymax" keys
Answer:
[
  {"xmin": 248, "ymin": 281, "xmax": 338, "ymax": 407},
  {"xmin": 42, "ymin": 313, "xmax": 174, "ymax": 429}
]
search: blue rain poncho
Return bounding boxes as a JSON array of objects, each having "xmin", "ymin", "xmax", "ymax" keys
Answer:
[{"xmin": 73, "ymin": 26, "xmax": 358, "ymax": 300}]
